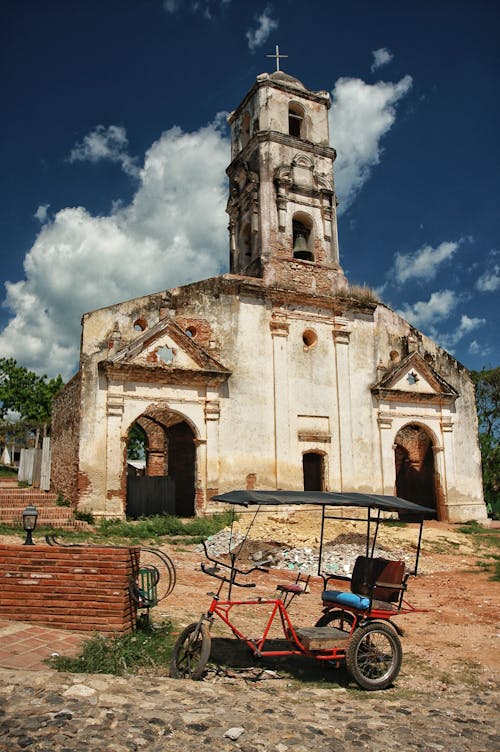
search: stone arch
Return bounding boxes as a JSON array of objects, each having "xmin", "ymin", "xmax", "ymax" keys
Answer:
[
  {"xmin": 302, "ymin": 450, "xmax": 326, "ymax": 491},
  {"xmin": 394, "ymin": 423, "xmax": 441, "ymax": 517},
  {"xmin": 125, "ymin": 407, "xmax": 198, "ymax": 517}
]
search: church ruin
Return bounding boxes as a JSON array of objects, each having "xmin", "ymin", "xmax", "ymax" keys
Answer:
[{"xmin": 51, "ymin": 68, "xmax": 486, "ymax": 523}]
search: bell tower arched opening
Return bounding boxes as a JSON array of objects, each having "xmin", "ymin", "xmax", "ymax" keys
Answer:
[
  {"xmin": 293, "ymin": 212, "xmax": 314, "ymax": 261},
  {"xmin": 288, "ymin": 101, "xmax": 305, "ymax": 138},
  {"xmin": 394, "ymin": 424, "xmax": 438, "ymax": 517}
]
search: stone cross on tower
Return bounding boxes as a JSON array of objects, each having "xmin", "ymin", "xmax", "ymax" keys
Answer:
[{"xmin": 266, "ymin": 45, "xmax": 288, "ymax": 71}]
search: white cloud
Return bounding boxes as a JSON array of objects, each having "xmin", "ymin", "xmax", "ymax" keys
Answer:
[
  {"xmin": 371, "ymin": 48, "xmax": 393, "ymax": 72},
  {"xmin": 469, "ymin": 339, "xmax": 492, "ymax": 357},
  {"xmin": 475, "ymin": 263, "xmax": 500, "ymax": 292},
  {"xmin": 398, "ymin": 289, "xmax": 458, "ymax": 328},
  {"xmin": 1, "ymin": 73, "xmax": 415, "ymax": 380},
  {"xmin": 34, "ymin": 204, "xmax": 50, "ymax": 223},
  {"xmin": 0, "ymin": 122, "xmax": 229, "ymax": 379},
  {"xmin": 440, "ymin": 314, "xmax": 486, "ymax": 351},
  {"xmin": 68, "ymin": 125, "xmax": 139, "ymax": 177},
  {"xmin": 390, "ymin": 240, "xmax": 463, "ymax": 284},
  {"xmin": 163, "ymin": 0, "xmax": 231, "ymax": 18},
  {"xmin": 246, "ymin": 6, "xmax": 279, "ymax": 52},
  {"xmin": 330, "ymin": 75, "xmax": 412, "ymax": 212}
]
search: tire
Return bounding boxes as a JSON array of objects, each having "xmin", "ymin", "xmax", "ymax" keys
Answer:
[
  {"xmin": 139, "ymin": 547, "xmax": 176, "ymax": 601},
  {"xmin": 346, "ymin": 621, "xmax": 402, "ymax": 690},
  {"xmin": 315, "ymin": 609, "xmax": 355, "ymax": 632},
  {"xmin": 170, "ymin": 622, "xmax": 211, "ymax": 680}
]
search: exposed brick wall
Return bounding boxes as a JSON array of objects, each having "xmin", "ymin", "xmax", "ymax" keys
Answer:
[
  {"xmin": 50, "ymin": 373, "xmax": 82, "ymax": 505},
  {"xmin": 0, "ymin": 544, "xmax": 140, "ymax": 633}
]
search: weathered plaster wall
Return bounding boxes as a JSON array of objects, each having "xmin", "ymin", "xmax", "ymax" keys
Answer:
[{"xmin": 50, "ymin": 373, "xmax": 81, "ymax": 505}]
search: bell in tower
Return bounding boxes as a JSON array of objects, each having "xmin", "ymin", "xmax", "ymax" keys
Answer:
[{"xmin": 226, "ymin": 63, "xmax": 346, "ymax": 294}]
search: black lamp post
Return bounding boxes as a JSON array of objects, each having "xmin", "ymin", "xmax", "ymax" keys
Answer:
[{"xmin": 22, "ymin": 505, "xmax": 38, "ymax": 545}]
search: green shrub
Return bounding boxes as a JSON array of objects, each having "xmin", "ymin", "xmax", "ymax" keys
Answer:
[
  {"xmin": 56, "ymin": 493, "xmax": 71, "ymax": 507},
  {"xmin": 48, "ymin": 620, "xmax": 174, "ymax": 675},
  {"xmin": 74, "ymin": 510, "xmax": 96, "ymax": 525}
]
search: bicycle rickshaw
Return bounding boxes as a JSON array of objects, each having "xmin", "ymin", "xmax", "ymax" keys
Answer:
[{"xmin": 170, "ymin": 490, "xmax": 431, "ymax": 690}]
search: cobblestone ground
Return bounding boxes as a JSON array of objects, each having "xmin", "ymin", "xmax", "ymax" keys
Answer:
[{"xmin": 0, "ymin": 667, "xmax": 499, "ymax": 752}]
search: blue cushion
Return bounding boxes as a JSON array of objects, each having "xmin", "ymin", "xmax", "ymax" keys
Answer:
[{"xmin": 321, "ymin": 590, "xmax": 370, "ymax": 610}]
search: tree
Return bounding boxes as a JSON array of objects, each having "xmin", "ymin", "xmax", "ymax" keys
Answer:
[
  {"xmin": 127, "ymin": 422, "xmax": 147, "ymax": 461},
  {"xmin": 471, "ymin": 367, "xmax": 500, "ymax": 518},
  {"xmin": 0, "ymin": 358, "xmax": 64, "ymax": 446}
]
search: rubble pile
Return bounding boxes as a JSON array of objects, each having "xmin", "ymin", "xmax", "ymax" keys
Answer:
[{"xmin": 199, "ymin": 529, "xmax": 409, "ymax": 575}]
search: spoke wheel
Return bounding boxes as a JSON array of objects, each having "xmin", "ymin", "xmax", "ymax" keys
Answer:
[
  {"xmin": 346, "ymin": 622, "xmax": 402, "ymax": 690},
  {"xmin": 315, "ymin": 608, "xmax": 355, "ymax": 632},
  {"xmin": 170, "ymin": 622, "xmax": 211, "ymax": 680}
]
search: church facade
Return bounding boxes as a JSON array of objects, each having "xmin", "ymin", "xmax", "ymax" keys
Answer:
[{"xmin": 51, "ymin": 70, "xmax": 486, "ymax": 523}]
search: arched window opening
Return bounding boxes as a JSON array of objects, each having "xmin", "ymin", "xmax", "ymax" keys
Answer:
[
  {"xmin": 303, "ymin": 452, "xmax": 325, "ymax": 491},
  {"xmin": 289, "ymin": 102, "xmax": 305, "ymax": 138},
  {"xmin": 240, "ymin": 111, "xmax": 251, "ymax": 149},
  {"xmin": 293, "ymin": 214, "xmax": 314, "ymax": 261}
]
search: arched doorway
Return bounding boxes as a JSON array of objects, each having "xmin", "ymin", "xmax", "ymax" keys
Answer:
[
  {"xmin": 303, "ymin": 452, "xmax": 325, "ymax": 491},
  {"xmin": 394, "ymin": 424, "xmax": 437, "ymax": 515},
  {"xmin": 167, "ymin": 421, "xmax": 196, "ymax": 517},
  {"xmin": 126, "ymin": 410, "xmax": 196, "ymax": 518}
]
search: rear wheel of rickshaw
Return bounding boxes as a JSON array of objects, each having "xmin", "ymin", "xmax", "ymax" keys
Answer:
[
  {"xmin": 346, "ymin": 621, "xmax": 402, "ymax": 690},
  {"xmin": 170, "ymin": 622, "xmax": 211, "ymax": 680},
  {"xmin": 314, "ymin": 608, "xmax": 355, "ymax": 632}
]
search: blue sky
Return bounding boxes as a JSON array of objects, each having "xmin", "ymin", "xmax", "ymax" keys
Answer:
[{"xmin": 1, "ymin": 0, "xmax": 498, "ymax": 380}]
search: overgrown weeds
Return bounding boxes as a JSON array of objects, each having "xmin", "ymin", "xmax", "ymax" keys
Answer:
[
  {"xmin": 47, "ymin": 620, "xmax": 175, "ymax": 675},
  {"xmin": 97, "ymin": 511, "xmax": 235, "ymax": 544},
  {"xmin": 0, "ymin": 511, "xmax": 235, "ymax": 545}
]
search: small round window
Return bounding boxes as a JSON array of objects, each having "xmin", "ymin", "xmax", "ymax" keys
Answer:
[
  {"xmin": 302, "ymin": 329, "xmax": 317, "ymax": 350},
  {"xmin": 134, "ymin": 318, "xmax": 147, "ymax": 332},
  {"xmin": 186, "ymin": 326, "xmax": 197, "ymax": 339}
]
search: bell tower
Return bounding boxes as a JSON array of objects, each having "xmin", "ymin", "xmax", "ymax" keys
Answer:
[{"xmin": 226, "ymin": 68, "xmax": 345, "ymax": 293}]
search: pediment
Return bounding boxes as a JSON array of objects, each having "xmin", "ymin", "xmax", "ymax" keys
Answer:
[
  {"xmin": 372, "ymin": 352, "xmax": 458, "ymax": 404},
  {"xmin": 102, "ymin": 316, "xmax": 230, "ymax": 385}
]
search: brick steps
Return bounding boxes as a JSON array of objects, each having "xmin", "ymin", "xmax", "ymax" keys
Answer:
[{"xmin": 0, "ymin": 486, "xmax": 90, "ymax": 530}]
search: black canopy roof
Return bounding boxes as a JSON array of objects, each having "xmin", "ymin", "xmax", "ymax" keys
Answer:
[{"xmin": 212, "ymin": 490, "xmax": 433, "ymax": 515}]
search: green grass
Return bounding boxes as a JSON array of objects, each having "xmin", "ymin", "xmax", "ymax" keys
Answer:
[
  {"xmin": 47, "ymin": 620, "xmax": 175, "ymax": 675},
  {"xmin": 455, "ymin": 521, "xmax": 500, "ymax": 580},
  {"xmin": 0, "ymin": 466, "xmax": 17, "ymax": 477},
  {"xmin": 0, "ymin": 510, "xmax": 235, "ymax": 546},
  {"xmin": 96, "ymin": 511, "xmax": 235, "ymax": 544}
]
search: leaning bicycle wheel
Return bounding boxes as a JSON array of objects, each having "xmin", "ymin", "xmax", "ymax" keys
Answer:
[
  {"xmin": 170, "ymin": 622, "xmax": 211, "ymax": 680},
  {"xmin": 139, "ymin": 547, "xmax": 176, "ymax": 601},
  {"xmin": 346, "ymin": 621, "xmax": 402, "ymax": 690}
]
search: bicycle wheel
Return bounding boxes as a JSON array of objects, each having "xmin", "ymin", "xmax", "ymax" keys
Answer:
[
  {"xmin": 139, "ymin": 547, "xmax": 176, "ymax": 601},
  {"xmin": 314, "ymin": 608, "xmax": 355, "ymax": 632},
  {"xmin": 346, "ymin": 621, "xmax": 402, "ymax": 690},
  {"xmin": 170, "ymin": 622, "xmax": 211, "ymax": 680}
]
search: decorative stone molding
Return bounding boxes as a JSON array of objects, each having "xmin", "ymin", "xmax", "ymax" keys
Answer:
[
  {"xmin": 107, "ymin": 394, "xmax": 124, "ymax": 417},
  {"xmin": 205, "ymin": 400, "xmax": 221, "ymax": 421},
  {"xmin": 270, "ymin": 313, "xmax": 290, "ymax": 337}
]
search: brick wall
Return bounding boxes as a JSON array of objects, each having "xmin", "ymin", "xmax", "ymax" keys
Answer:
[
  {"xmin": 0, "ymin": 544, "xmax": 140, "ymax": 633},
  {"xmin": 50, "ymin": 373, "xmax": 82, "ymax": 505}
]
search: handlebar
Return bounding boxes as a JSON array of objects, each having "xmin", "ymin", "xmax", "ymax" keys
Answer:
[{"xmin": 199, "ymin": 541, "xmax": 274, "ymax": 587}]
